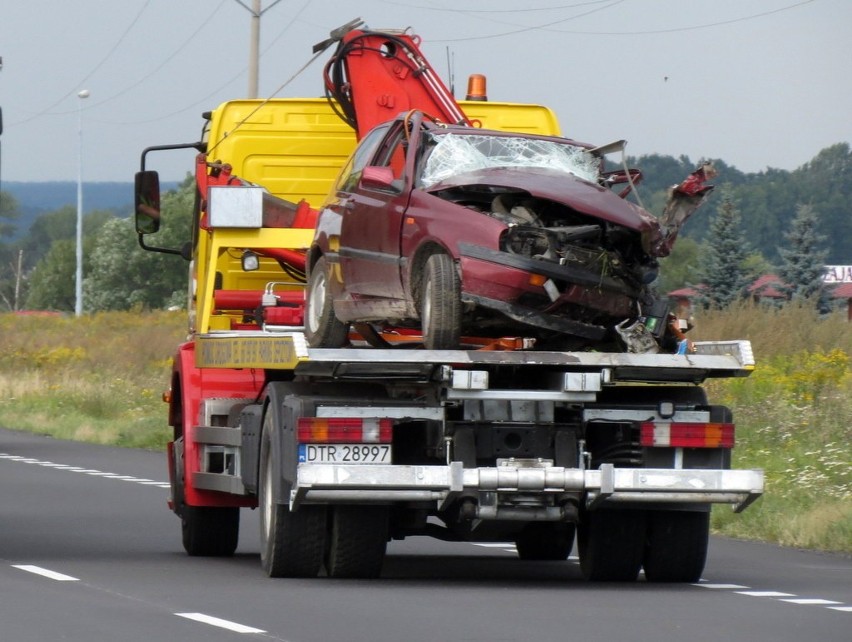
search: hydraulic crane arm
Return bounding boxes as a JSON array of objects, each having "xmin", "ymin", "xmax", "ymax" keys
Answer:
[{"xmin": 319, "ymin": 21, "xmax": 471, "ymax": 140}]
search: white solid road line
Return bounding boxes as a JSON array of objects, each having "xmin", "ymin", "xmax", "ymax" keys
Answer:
[
  {"xmin": 12, "ymin": 565, "xmax": 79, "ymax": 582},
  {"xmin": 176, "ymin": 612, "xmax": 266, "ymax": 634}
]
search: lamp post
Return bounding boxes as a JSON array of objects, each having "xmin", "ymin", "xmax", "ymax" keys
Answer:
[{"xmin": 75, "ymin": 89, "xmax": 89, "ymax": 317}]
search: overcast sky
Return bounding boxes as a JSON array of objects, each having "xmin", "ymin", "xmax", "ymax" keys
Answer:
[{"xmin": 0, "ymin": 0, "xmax": 847, "ymax": 183}]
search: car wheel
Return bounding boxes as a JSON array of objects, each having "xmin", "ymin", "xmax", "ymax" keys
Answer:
[
  {"xmin": 421, "ymin": 254, "xmax": 461, "ymax": 350},
  {"xmin": 305, "ymin": 255, "xmax": 349, "ymax": 348}
]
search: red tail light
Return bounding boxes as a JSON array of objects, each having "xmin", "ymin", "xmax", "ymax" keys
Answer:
[
  {"xmin": 640, "ymin": 422, "xmax": 734, "ymax": 448},
  {"xmin": 297, "ymin": 417, "xmax": 392, "ymax": 444}
]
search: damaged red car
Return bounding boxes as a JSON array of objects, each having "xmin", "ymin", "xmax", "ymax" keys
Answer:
[{"xmin": 305, "ymin": 110, "xmax": 713, "ymax": 351}]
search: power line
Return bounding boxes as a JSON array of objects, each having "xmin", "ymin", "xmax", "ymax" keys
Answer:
[
  {"xmin": 428, "ymin": 0, "xmax": 819, "ymax": 41},
  {"xmin": 377, "ymin": 0, "xmax": 613, "ymax": 13},
  {"xmin": 429, "ymin": 0, "xmax": 625, "ymax": 42},
  {"xmin": 11, "ymin": 0, "xmax": 154, "ymax": 126},
  {"xmin": 101, "ymin": 0, "xmax": 312, "ymax": 126},
  {"xmin": 77, "ymin": 0, "xmax": 229, "ymax": 111},
  {"xmin": 378, "ymin": 0, "xmax": 614, "ymax": 13}
]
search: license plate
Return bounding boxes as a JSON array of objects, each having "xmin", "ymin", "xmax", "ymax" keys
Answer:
[{"xmin": 298, "ymin": 444, "xmax": 392, "ymax": 464}]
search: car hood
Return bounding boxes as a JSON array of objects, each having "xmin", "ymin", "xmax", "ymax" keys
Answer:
[{"xmin": 424, "ymin": 166, "xmax": 660, "ymax": 233}]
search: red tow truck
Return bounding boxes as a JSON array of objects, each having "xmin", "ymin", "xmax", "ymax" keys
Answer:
[{"xmin": 134, "ymin": 22, "xmax": 762, "ymax": 581}]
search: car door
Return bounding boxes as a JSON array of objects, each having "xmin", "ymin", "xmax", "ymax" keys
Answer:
[{"xmin": 339, "ymin": 118, "xmax": 416, "ymax": 301}]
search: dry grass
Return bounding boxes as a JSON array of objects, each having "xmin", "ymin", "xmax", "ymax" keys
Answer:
[
  {"xmin": 697, "ymin": 302, "xmax": 851, "ymax": 554},
  {"xmin": 0, "ymin": 310, "xmax": 184, "ymax": 450},
  {"xmin": 0, "ymin": 306, "xmax": 849, "ymax": 553}
]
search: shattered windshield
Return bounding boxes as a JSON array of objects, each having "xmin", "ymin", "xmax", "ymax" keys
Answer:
[{"xmin": 418, "ymin": 132, "xmax": 600, "ymax": 189}]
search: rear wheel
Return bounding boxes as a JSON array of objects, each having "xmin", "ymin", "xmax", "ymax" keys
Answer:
[
  {"xmin": 305, "ymin": 255, "xmax": 349, "ymax": 348},
  {"xmin": 421, "ymin": 253, "xmax": 461, "ymax": 350},
  {"xmin": 181, "ymin": 506, "xmax": 239, "ymax": 557},
  {"xmin": 578, "ymin": 510, "xmax": 646, "ymax": 581},
  {"xmin": 643, "ymin": 510, "xmax": 709, "ymax": 582},
  {"xmin": 258, "ymin": 409, "xmax": 327, "ymax": 577},
  {"xmin": 515, "ymin": 523, "xmax": 575, "ymax": 561},
  {"xmin": 326, "ymin": 505, "xmax": 389, "ymax": 578}
]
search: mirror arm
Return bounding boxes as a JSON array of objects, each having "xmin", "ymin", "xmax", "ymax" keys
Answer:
[{"xmin": 137, "ymin": 233, "xmax": 186, "ymax": 257}]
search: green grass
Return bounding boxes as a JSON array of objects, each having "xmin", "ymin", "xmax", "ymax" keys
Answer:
[{"xmin": 0, "ymin": 305, "xmax": 849, "ymax": 553}]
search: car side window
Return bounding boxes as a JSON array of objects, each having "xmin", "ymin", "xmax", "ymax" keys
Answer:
[{"xmin": 336, "ymin": 124, "xmax": 390, "ymax": 193}]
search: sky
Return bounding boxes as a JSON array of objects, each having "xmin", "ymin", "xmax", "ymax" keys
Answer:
[{"xmin": 0, "ymin": 0, "xmax": 848, "ymax": 183}]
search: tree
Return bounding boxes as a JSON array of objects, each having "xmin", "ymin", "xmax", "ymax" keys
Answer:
[
  {"xmin": 0, "ymin": 191, "xmax": 20, "ymax": 239},
  {"xmin": 697, "ymin": 187, "xmax": 751, "ymax": 309},
  {"xmin": 22, "ymin": 208, "xmax": 116, "ymax": 311},
  {"xmin": 0, "ymin": 191, "xmax": 24, "ymax": 310},
  {"xmin": 25, "ymin": 240, "xmax": 78, "ymax": 311},
  {"xmin": 84, "ymin": 179, "xmax": 194, "ymax": 311},
  {"xmin": 655, "ymin": 236, "xmax": 701, "ymax": 294},
  {"xmin": 778, "ymin": 203, "xmax": 829, "ymax": 307}
]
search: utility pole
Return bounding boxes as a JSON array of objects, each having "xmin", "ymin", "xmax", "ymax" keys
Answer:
[
  {"xmin": 75, "ymin": 89, "xmax": 90, "ymax": 317},
  {"xmin": 234, "ymin": 0, "xmax": 283, "ymax": 98}
]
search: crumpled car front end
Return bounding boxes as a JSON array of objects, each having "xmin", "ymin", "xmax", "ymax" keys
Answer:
[{"xmin": 418, "ymin": 131, "xmax": 713, "ymax": 350}]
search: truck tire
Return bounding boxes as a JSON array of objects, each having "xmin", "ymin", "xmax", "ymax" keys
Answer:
[
  {"xmin": 643, "ymin": 510, "xmax": 709, "ymax": 583},
  {"xmin": 258, "ymin": 411, "xmax": 327, "ymax": 578},
  {"xmin": 578, "ymin": 510, "xmax": 646, "ymax": 581},
  {"xmin": 305, "ymin": 255, "xmax": 349, "ymax": 348},
  {"xmin": 326, "ymin": 505, "xmax": 389, "ymax": 579},
  {"xmin": 181, "ymin": 506, "xmax": 239, "ymax": 557},
  {"xmin": 515, "ymin": 523, "xmax": 575, "ymax": 561},
  {"xmin": 421, "ymin": 253, "xmax": 461, "ymax": 350}
]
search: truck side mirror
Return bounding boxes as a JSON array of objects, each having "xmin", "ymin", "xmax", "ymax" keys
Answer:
[{"xmin": 135, "ymin": 170, "xmax": 161, "ymax": 234}]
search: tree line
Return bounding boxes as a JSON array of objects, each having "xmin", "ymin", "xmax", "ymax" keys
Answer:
[{"xmin": 0, "ymin": 142, "xmax": 849, "ymax": 313}]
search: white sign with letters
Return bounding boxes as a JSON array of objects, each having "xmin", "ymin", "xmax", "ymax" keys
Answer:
[{"xmin": 822, "ymin": 266, "xmax": 852, "ymax": 284}]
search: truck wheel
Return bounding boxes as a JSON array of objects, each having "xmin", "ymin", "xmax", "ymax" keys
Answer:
[
  {"xmin": 578, "ymin": 510, "xmax": 646, "ymax": 581},
  {"xmin": 181, "ymin": 506, "xmax": 239, "ymax": 557},
  {"xmin": 325, "ymin": 505, "xmax": 388, "ymax": 579},
  {"xmin": 515, "ymin": 523, "xmax": 575, "ymax": 561},
  {"xmin": 643, "ymin": 510, "xmax": 709, "ymax": 582},
  {"xmin": 421, "ymin": 253, "xmax": 461, "ymax": 350},
  {"xmin": 258, "ymin": 419, "xmax": 327, "ymax": 577},
  {"xmin": 305, "ymin": 255, "xmax": 349, "ymax": 348}
]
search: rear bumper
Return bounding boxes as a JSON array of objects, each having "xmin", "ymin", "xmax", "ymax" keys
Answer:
[{"xmin": 293, "ymin": 462, "xmax": 764, "ymax": 515}]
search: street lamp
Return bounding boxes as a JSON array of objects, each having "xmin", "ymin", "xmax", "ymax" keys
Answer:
[{"xmin": 75, "ymin": 89, "xmax": 89, "ymax": 317}]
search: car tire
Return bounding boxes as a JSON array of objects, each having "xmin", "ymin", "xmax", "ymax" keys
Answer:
[
  {"xmin": 421, "ymin": 253, "xmax": 461, "ymax": 350},
  {"xmin": 305, "ymin": 255, "xmax": 349, "ymax": 348}
]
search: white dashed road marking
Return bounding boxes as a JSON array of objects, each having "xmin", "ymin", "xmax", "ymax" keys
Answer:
[
  {"xmin": 176, "ymin": 612, "xmax": 266, "ymax": 634},
  {"xmin": 0, "ymin": 453, "xmax": 171, "ymax": 489},
  {"xmin": 12, "ymin": 565, "xmax": 79, "ymax": 582},
  {"xmin": 780, "ymin": 598, "xmax": 843, "ymax": 605},
  {"xmin": 696, "ymin": 582, "xmax": 851, "ymax": 614}
]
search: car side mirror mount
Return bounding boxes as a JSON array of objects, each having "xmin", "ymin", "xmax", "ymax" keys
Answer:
[{"xmin": 360, "ymin": 166, "xmax": 396, "ymax": 190}]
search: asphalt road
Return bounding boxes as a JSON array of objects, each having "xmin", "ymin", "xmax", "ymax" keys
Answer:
[{"xmin": 1, "ymin": 427, "xmax": 850, "ymax": 642}]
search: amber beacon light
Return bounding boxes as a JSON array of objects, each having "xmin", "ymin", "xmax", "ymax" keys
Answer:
[{"xmin": 466, "ymin": 74, "xmax": 488, "ymax": 101}]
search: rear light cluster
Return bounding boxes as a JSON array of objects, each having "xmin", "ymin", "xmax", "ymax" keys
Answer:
[
  {"xmin": 297, "ymin": 417, "xmax": 392, "ymax": 443},
  {"xmin": 640, "ymin": 422, "xmax": 735, "ymax": 448}
]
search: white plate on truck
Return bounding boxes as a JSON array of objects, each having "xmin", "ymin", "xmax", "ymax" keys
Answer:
[{"xmin": 298, "ymin": 444, "xmax": 392, "ymax": 464}]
